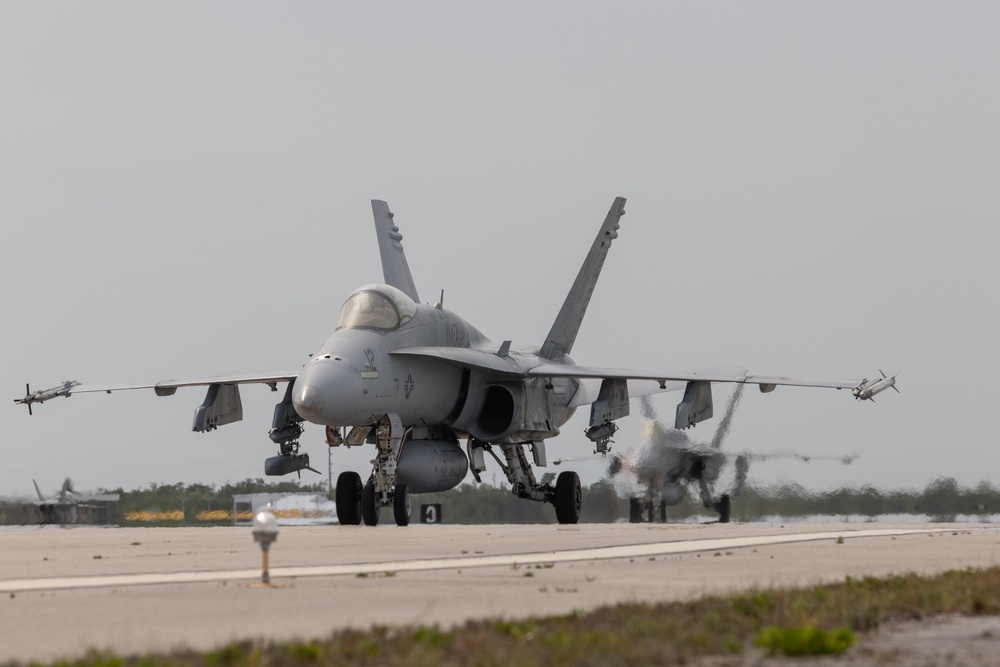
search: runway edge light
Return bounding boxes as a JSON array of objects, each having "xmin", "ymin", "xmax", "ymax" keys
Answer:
[{"xmin": 252, "ymin": 505, "xmax": 279, "ymax": 586}]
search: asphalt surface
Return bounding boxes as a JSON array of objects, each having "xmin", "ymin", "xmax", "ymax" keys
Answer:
[{"xmin": 1, "ymin": 522, "xmax": 998, "ymax": 663}]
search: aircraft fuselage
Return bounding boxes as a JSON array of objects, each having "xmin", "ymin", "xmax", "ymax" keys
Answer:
[{"xmin": 291, "ymin": 286, "xmax": 579, "ymax": 445}]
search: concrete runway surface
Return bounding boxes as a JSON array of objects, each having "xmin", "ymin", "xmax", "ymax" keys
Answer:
[{"xmin": 1, "ymin": 522, "xmax": 999, "ymax": 663}]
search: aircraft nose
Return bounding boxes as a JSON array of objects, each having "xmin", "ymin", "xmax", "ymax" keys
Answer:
[
  {"xmin": 292, "ymin": 361, "xmax": 362, "ymax": 425},
  {"xmin": 294, "ymin": 384, "xmax": 325, "ymax": 421}
]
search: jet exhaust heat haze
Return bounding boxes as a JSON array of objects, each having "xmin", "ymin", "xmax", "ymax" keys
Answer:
[
  {"xmin": 15, "ymin": 197, "xmax": 890, "ymax": 526},
  {"xmin": 611, "ymin": 386, "xmax": 861, "ymax": 523},
  {"xmin": 608, "ymin": 388, "xmax": 744, "ymax": 523}
]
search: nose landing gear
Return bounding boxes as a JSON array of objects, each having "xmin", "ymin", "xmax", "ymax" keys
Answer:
[
  {"xmin": 345, "ymin": 413, "xmax": 411, "ymax": 527},
  {"xmin": 359, "ymin": 479, "xmax": 411, "ymax": 526}
]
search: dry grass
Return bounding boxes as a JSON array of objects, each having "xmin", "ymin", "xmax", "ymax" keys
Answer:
[{"xmin": 14, "ymin": 566, "xmax": 1000, "ymax": 667}]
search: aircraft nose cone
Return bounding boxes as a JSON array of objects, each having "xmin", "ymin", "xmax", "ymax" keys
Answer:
[
  {"xmin": 293, "ymin": 384, "xmax": 325, "ymax": 422},
  {"xmin": 292, "ymin": 361, "xmax": 362, "ymax": 425}
]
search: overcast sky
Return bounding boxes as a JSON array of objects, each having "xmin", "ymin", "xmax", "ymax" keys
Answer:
[{"xmin": 2, "ymin": 3, "xmax": 998, "ymax": 500}]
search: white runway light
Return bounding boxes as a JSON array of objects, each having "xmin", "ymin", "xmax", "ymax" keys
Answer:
[{"xmin": 252, "ymin": 506, "xmax": 279, "ymax": 586}]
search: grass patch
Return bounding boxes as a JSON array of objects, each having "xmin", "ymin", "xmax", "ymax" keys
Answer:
[
  {"xmin": 10, "ymin": 566, "xmax": 1000, "ymax": 666},
  {"xmin": 756, "ymin": 625, "xmax": 857, "ymax": 656}
]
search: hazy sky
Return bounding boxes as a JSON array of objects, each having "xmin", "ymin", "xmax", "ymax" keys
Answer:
[{"xmin": 2, "ymin": 3, "xmax": 998, "ymax": 499}]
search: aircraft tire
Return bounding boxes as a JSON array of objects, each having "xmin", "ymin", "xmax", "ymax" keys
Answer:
[
  {"xmin": 362, "ymin": 481, "xmax": 380, "ymax": 526},
  {"xmin": 335, "ymin": 471, "xmax": 363, "ymax": 525},
  {"xmin": 393, "ymin": 484, "xmax": 411, "ymax": 526},
  {"xmin": 716, "ymin": 493, "xmax": 731, "ymax": 524},
  {"xmin": 554, "ymin": 471, "xmax": 582, "ymax": 524},
  {"xmin": 629, "ymin": 497, "xmax": 642, "ymax": 523}
]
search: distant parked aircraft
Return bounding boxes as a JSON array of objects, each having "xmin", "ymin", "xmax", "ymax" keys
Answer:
[{"xmin": 32, "ymin": 478, "xmax": 119, "ymax": 525}]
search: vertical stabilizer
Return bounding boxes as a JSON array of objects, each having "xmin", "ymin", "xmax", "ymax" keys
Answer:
[
  {"xmin": 540, "ymin": 197, "xmax": 626, "ymax": 360},
  {"xmin": 33, "ymin": 479, "xmax": 44, "ymax": 501},
  {"xmin": 371, "ymin": 200, "xmax": 420, "ymax": 302}
]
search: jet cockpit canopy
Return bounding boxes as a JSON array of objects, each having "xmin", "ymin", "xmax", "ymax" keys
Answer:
[{"xmin": 337, "ymin": 284, "xmax": 417, "ymax": 331}]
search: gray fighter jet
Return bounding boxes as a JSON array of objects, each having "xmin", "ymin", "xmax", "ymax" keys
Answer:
[
  {"xmin": 609, "ymin": 390, "xmax": 858, "ymax": 523},
  {"xmin": 31, "ymin": 478, "xmax": 120, "ymax": 524},
  {"xmin": 16, "ymin": 197, "xmax": 889, "ymax": 526}
]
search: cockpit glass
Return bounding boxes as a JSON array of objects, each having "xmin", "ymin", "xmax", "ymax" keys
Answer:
[{"xmin": 336, "ymin": 285, "xmax": 416, "ymax": 331}]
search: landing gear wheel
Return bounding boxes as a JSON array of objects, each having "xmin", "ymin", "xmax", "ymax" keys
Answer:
[
  {"xmin": 715, "ymin": 493, "xmax": 731, "ymax": 523},
  {"xmin": 393, "ymin": 484, "xmax": 411, "ymax": 527},
  {"xmin": 554, "ymin": 471, "xmax": 582, "ymax": 525},
  {"xmin": 362, "ymin": 480, "xmax": 380, "ymax": 526},
  {"xmin": 335, "ymin": 471, "xmax": 363, "ymax": 526},
  {"xmin": 629, "ymin": 497, "xmax": 642, "ymax": 523}
]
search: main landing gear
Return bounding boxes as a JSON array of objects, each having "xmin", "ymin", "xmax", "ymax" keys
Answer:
[
  {"xmin": 628, "ymin": 493, "xmax": 731, "ymax": 524},
  {"xmin": 468, "ymin": 439, "xmax": 582, "ymax": 524},
  {"xmin": 335, "ymin": 471, "xmax": 363, "ymax": 525},
  {"xmin": 692, "ymin": 458, "xmax": 732, "ymax": 523}
]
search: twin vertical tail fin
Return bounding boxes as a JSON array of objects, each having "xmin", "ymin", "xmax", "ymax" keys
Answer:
[
  {"xmin": 371, "ymin": 195, "xmax": 625, "ymax": 358},
  {"xmin": 539, "ymin": 197, "xmax": 627, "ymax": 361},
  {"xmin": 371, "ymin": 200, "xmax": 420, "ymax": 302}
]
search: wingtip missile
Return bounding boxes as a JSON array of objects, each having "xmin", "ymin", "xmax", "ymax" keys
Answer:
[
  {"xmin": 15, "ymin": 380, "xmax": 81, "ymax": 414},
  {"xmin": 852, "ymin": 371, "xmax": 899, "ymax": 401}
]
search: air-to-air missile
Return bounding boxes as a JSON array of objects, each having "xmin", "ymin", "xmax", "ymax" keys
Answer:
[
  {"xmin": 14, "ymin": 381, "xmax": 81, "ymax": 415},
  {"xmin": 852, "ymin": 370, "xmax": 899, "ymax": 402}
]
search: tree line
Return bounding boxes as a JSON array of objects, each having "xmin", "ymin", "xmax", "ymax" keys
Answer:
[{"xmin": 79, "ymin": 475, "xmax": 1000, "ymax": 525}]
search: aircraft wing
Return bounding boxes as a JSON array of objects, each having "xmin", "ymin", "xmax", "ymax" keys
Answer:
[
  {"xmin": 67, "ymin": 371, "xmax": 299, "ymax": 395},
  {"xmin": 527, "ymin": 364, "xmax": 862, "ymax": 390},
  {"xmin": 15, "ymin": 371, "xmax": 299, "ymax": 413},
  {"xmin": 567, "ymin": 378, "xmax": 689, "ymax": 408},
  {"xmin": 391, "ymin": 348, "xmax": 861, "ymax": 393},
  {"xmin": 390, "ymin": 346, "xmax": 525, "ymax": 376},
  {"xmin": 391, "ymin": 347, "xmax": 696, "ymax": 408}
]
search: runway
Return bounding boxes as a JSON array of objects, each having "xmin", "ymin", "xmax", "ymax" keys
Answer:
[{"xmin": 2, "ymin": 522, "xmax": 998, "ymax": 663}]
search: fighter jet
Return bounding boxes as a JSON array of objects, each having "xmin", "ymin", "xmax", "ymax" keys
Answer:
[
  {"xmin": 609, "ymin": 390, "xmax": 858, "ymax": 523},
  {"xmin": 16, "ymin": 197, "xmax": 888, "ymax": 526},
  {"xmin": 31, "ymin": 478, "xmax": 120, "ymax": 524}
]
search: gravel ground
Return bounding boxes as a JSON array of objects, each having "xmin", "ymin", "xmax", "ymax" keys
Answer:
[{"xmin": 695, "ymin": 615, "xmax": 1000, "ymax": 666}]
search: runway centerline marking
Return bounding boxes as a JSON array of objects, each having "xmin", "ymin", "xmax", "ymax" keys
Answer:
[{"xmin": 0, "ymin": 527, "xmax": 953, "ymax": 594}]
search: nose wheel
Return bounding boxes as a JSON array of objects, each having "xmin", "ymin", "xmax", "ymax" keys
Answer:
[
  {"xmin": 393, "ymin": 484, "xmax": 411, "ymax": 526},
  {"xmin": 362, "ymin": 480, "xmax": 380, "ymax": 526},
  {"xmin": 360, "ymin": 479, "xmax": 411, "ymax": 526}
]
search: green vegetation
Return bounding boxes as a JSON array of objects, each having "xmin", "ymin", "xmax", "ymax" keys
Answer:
[
  {"xmin": 712, "ymin": 476, "xmax": 995, "ymax": 523},
  {"xmin": 755, "ymin": 624, "xmax": 857, "ymax": 656},
  {"xmin": 7, "ymin": 566, "xmax": 1000, "ymax": 666}
]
